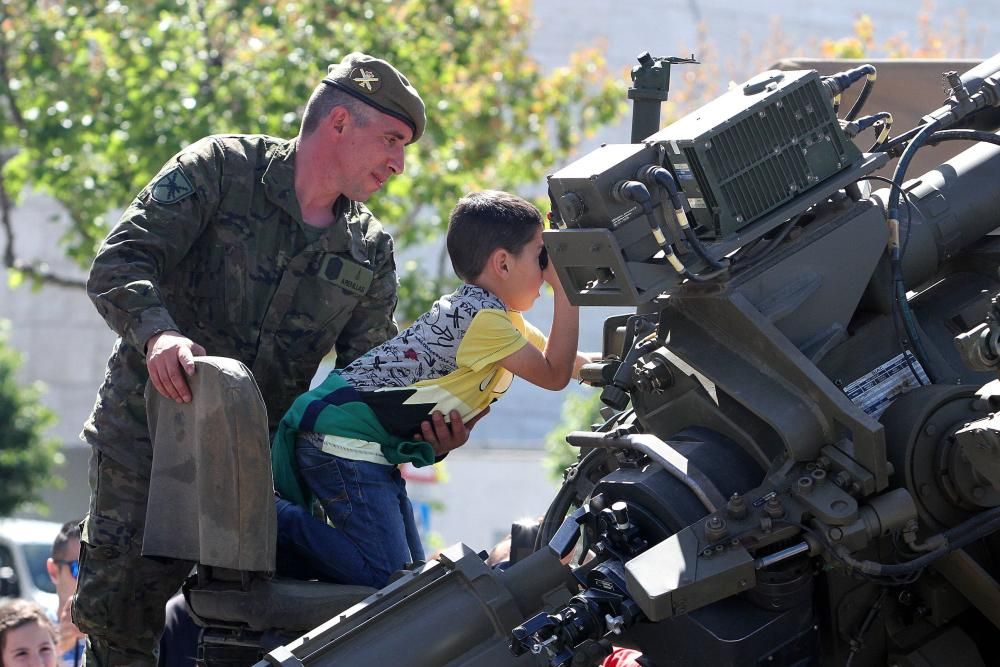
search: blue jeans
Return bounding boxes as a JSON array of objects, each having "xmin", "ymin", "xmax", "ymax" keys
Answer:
[{"xmin": 274, "ymin": 436, "xmax": 424, "ymax": 589}]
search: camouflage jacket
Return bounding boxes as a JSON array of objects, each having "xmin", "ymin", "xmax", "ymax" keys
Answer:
[{"xmin": 83, "ymin": 134, "xmax": 399, "ymax": 471}]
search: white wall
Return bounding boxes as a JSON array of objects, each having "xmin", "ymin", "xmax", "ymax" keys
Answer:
[{"xmin": 0, "ymin": 194, "xmax": 115, "ymax": 522}]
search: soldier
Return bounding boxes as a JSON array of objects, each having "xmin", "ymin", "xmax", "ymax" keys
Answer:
[{"xmin": 74, "ymin": 52, "xmax": 473, "ymax": 666}]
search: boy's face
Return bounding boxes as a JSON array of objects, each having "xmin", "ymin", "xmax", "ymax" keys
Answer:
[{"xmin": 503, "ymin": 227, "xmax": 546, "ymax": 312}]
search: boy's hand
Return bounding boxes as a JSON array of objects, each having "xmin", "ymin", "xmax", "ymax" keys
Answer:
[
  {"xmin": 542, "ymin": 257, "xmax": 560, "ymax": 288},
  {"xmin": 415, "ymin": 408, "xmax": 489, "ymax": 456}
]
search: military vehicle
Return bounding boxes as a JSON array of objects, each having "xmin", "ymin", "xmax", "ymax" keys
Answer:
[{"xmin": 149, "ymin": 51, "xmax": 1000, "ymax": 667}]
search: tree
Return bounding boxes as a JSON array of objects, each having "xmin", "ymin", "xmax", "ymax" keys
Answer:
[
  {"xmin": 543, "ymin": 389, "xmax": 602, "ymax": 482},
  {"xmin": 0, "ymin": 0, "xmax": 624, "ymax": 317},
  {"xmin": 0, "ymin": 323, "xmax": 59, "ymax": 515}
]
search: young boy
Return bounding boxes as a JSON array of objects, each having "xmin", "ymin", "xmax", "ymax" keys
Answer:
[{"xmin": 271, "ymin": 190, "xmax": 583, "ymax": 588}]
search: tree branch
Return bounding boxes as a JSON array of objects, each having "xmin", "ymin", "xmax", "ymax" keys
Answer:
[
  {"xmin": 0, "ymin": 160, "xmax": 87, "ymax": 290},
  {"xmin": 0, "ymin": 23, "xmax": 26, "ymax": 131}
]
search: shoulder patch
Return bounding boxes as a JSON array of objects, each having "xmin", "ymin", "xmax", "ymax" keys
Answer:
[{"xmin": 150, "ymin": 166, "xmax": 195, "ymax": 204}]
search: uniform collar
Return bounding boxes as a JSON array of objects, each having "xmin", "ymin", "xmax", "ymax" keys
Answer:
[{"xmin": 262, "ymin": 137, "xmax": 356, "ymax": 255}]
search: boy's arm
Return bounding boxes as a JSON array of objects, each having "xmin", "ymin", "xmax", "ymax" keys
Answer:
[
  {"xmin": 498, "ymin": 265, "xmax": 579, "ymax": 391},
  {"xmin": 573, "ymin": 351, "xmax": 602, "ymax": 380}
]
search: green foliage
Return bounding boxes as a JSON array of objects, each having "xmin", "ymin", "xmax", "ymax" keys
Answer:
[
  {"xmin": 0, "ymin": 323, "xmax": 60, "ymax": 516},
  {"xmin": 543, "ymin": 388, "xmax": 602, "ymax": 482},
  {"xmin": 0, "ymin": 0, "xmax": 625, "ymax": 313}
]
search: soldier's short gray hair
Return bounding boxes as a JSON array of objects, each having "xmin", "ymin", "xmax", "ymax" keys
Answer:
[{"xmin": 300, "ymin": 84, "xmax": 373, "ymax": 137}]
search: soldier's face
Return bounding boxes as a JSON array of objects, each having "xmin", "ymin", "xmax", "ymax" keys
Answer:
[{"xmin": 334, "ymin": 109, "xmax": 412, "ymax": 201}]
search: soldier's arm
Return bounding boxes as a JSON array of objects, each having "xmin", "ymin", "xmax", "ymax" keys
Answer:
[{"xmin": 88, "ymin": 139, "xmax": 222, "ymax": 400}]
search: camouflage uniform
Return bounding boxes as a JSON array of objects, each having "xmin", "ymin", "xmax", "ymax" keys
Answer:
[{"xmin": 74, "ymin": 134, "xmax": 398, "ymax": 666}]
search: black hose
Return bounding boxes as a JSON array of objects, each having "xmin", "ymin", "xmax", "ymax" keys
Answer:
[
  {"xmin": 881, "ymin": 128, "xmax": 1000, "ymax": 385},
  {"xmin": 681, "ymin": 265, "xmax": 730, "ymax": 282},
  {"xmin": 878, "ymin": 126, "xmax": 920, "ymax": 155},
  {"xmin": 535, "ymin": 448, "xmax": 610, "ymax": 551},
  {"xmin": 885, "ymin": 120, "xmax": 944, "ymax": 383},
  {"xmin": 925, "ymin": 128, "xmax": 1000, "ymax": 148},
  {"xmin": 729, "ymin": 213, "xmax": 802, "ymax": 273},
  {"xmin": 837, "ymin": 505, "xmax": 1000, "ymax": 577},
  {"xmin": 822, "ymin": 64, "xmax": 876, "ymax": 100},
  {"xmin": 647, "ymin": 167, "xmax": 728, "ymax": 271},
  {"xmin": 844, "ymin": 67, "xmax": 877, "ymax": 122}
]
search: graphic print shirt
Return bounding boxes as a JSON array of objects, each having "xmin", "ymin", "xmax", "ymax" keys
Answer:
[{"xmin": 338, "ymin": 283, "xmax": 547, "ymax": 437}]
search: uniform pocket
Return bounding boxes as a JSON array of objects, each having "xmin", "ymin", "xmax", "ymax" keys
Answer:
[{"xmin": 75, "ymin": 513, "xmax": 135, "ymax": 635}]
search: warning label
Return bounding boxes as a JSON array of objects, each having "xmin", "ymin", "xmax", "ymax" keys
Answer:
[{"xmin": 843, "ymin": 352, "xmax": 930, "ymax": 419}]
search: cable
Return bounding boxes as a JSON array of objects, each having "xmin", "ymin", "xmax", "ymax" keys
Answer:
[
  {"xmin": 536, "ymin": 448, "xmax": 612, "ymax": 551},
  {"xmin": 844, "ymin": 589, "xmax": 887, "ymax": 667},
  {"xmin": 641, "ymin": 166, "xmax": 729, "ymax": 272},
  {"xmin": 833, "ymin": 506, "xmax": 1000, "ymax": 578},
  {"xmin": 729, "ymin": 212, "xmax": 803, "ymax": 273},
  {"xmin": 774, "ymin": 519, "xmax": 919, "ymax": 586},
  {"xmin": 843, "ymin": 66, "xmax": 877, "ymax": 122},
  {"xmin": 885, "ymin": 120, "xmax": 944, "ymax": 383},
  {"xmin": 880, "ymin": 128, "xmax": 1000, "ymax": 383},
  {"xmin": 612, "ymin": 180, "xmax": 690, "ymax": 278},
  {"xmin": 851, "ymin": 174, "xmax": 926, "ymax": 385},
  {"xmin": 877, "ymin": 126, "xmax": 920, "ymax": 156},
  {"xmin": 924, "ymin": 128, "xmax": 1000, "ymax": 149},
  {"xmin": 856, "ymin": 112, "xmax": 893, "ymax": 152}
]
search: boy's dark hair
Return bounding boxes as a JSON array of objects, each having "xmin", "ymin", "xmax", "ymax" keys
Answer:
[
  {"xmin": 446, "ymin": 191, "xmax": 543, "ymax": 282},
  {"xmin": 51, "ymin": 519, "xmax": 82, "ymax": 560}
]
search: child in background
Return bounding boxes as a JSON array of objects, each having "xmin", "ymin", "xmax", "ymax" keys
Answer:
[
  {"xmin": 272, "ymin": 190, "xmax": 587, "ymax": 588},
  {"xmin": 0, "ymin": 599, "xmax": 58, "ymax": 667}
]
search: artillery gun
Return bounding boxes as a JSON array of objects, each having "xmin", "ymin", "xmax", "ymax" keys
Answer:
[{"xmin": 151, "ymin": 51, "xmax": 1000, "ymax": 667}]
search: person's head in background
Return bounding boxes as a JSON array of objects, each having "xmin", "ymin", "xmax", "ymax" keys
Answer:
[
  {"xmin": 0, "ymin": 599, "xmax": 57, "ymax": 667},
  {"xmin": 45, "ymin": 521, "xmax": 82, "ymax": 609}
]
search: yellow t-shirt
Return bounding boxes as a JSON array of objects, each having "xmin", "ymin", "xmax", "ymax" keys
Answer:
[{"xmin": 338, "ymin": 284, "xmax": 546, "ymax": 438}]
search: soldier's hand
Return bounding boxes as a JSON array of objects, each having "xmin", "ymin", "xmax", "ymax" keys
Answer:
[
  {"xmin": 145, "ymin": 330, "xmax": 207, "ymax": 403},
  {"xmin": 415, "ymin": 408, "xmax": 488, "ymax": 456}
]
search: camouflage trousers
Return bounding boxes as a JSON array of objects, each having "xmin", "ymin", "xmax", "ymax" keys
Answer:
[{"xmin": 73, "ymin": 448, "xmax": 194, "ymax": 667}]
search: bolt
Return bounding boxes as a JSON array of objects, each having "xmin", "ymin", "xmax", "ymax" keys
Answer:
[
  {"xmin": 765, "ymin": 496, "xmax": 785, "ymax": 519},
  {"xmin": 708, "ymin": 516, "xmax": 724, "ymax": 529},
  {"xmin": 925, "ymin": 423, "xmax": 938, "ymax": 437},
  {"xmin": 829, "ymin": 527, "xmax": 844, "ymax": 542},
  {"xmin": 797, "ymin": 476, "xmax": 814, "ymax": 495},
  {"xmin": 727, "ymin": 493, "xmax": 748, "ymax": 519}
]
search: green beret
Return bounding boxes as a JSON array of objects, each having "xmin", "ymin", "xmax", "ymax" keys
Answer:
[{"xmin": 323, "ymin": 52, "xmax": 426, "ymax": 144}]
